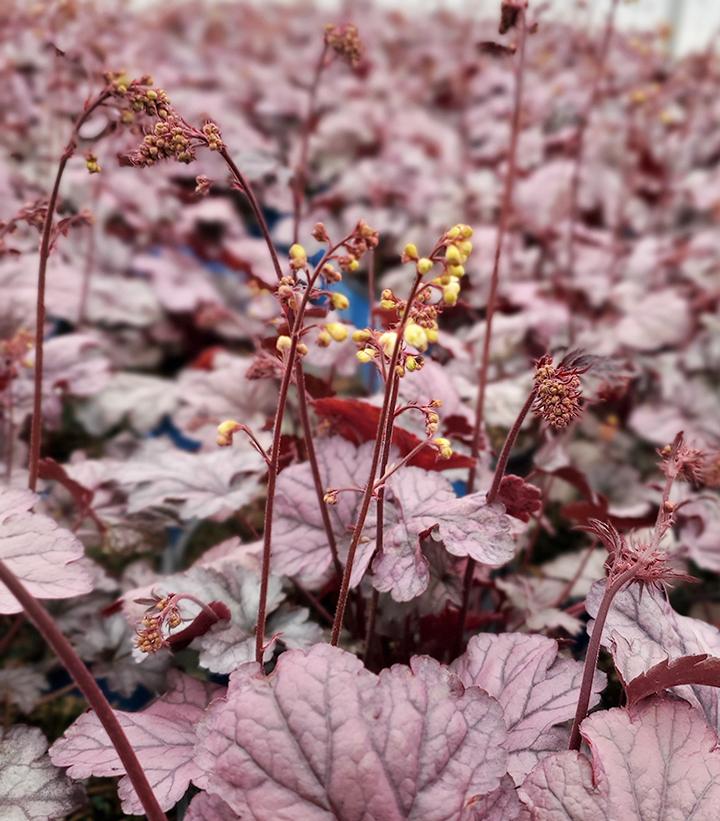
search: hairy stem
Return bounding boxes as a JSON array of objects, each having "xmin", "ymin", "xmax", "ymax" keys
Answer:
[
  {"xmin": 28, "ymin": 91, "xmax": 110, "ymax": 491},
  {"xmin": 0, "ymin": 560, "xmax": 165, "ymax": 821},
  {"xmin": 568, "ymin": 563, "xmax": 639, "ymax": 750},
  {"xmin": 331, "ymin": 276, "xmax": 423, "ymax": 645}
]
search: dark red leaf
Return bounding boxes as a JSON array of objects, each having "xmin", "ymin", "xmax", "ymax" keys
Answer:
[
  {"xmin": 497, "ymin": 474, "xmax": 542, "ymax": 522},
  {"xmin": 624, "ymin": 654, "xmax": 720, "ymax": 706},
  {"xmin": 312, "ymin": 397, "xmax": 474, "ymax": 471}
]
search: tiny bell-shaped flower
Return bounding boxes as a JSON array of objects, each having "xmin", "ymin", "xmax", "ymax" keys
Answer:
[
  {"xmin": 433, "ymin": 437, "xmax": 453, "ymax": 459},
  {"xmin": 276, "ymin": 335, "xmax": 293, "ymax": 353},
  {"xmin": 331, "ymin": 292, "xmax": 350, "ymax": 310},
  {"xmin": 378, "ymin": 331, "xmax": 398, "ymax": 357},
  {"xmin": 403, "ymin": 322, "xmax": 429, "ymax": 352},
  {"xmin": 216, "ymin": 419, "xmax": 243, "ymax": 447},
  {"xmin": 416, "ymin": 258, "xmax": 434, "ymax": 275},
  {"xmin": 325, "ymin": 322, "xmax": 348, "ymax": 342}
]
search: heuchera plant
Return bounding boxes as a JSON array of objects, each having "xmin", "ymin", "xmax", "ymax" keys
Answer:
[{"xmin": 1, "ymin": 0, "xmax": 720, "ymax": 819}]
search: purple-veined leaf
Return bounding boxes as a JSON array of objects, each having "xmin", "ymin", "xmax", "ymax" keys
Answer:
[
  {"xmin": 519, "ymin": 698, "xmax": 720, "ymax": 820},
  {"xmin": 195, "ymin": 645, "xmax": 508, "ymax": 820},
  {"xmin": 186, "ymin": 792, "xmax": 238, "ymax": 820},
  {"xmin": 624, "ymin": 654, "xmax": 720, "ymax": 706},
  {"xmin": 49, "ymin": 671, "xmax": 222, "ymax": 814},
  {"xmin": 0, "ymin": 487, "xmax": 92, "ymax": 614},
  {"xmin": 587, "ymin": 581, "xmax": 720, "ymax": 732},
  {"xmin": 452, "ymin": 633, "xmax": 605, "ymax": 782},
  {"xmin": 464, "ymin": 774, "xmax": 530, "ymax": 820},
  {"xmin": 0, "ymin": 725, "xmax": 84, "ymax": 820},
  {"xmin": 109, "ymin": 439, "xmax": 265, "ymax": 520},
  {"xmin": 274, "ymin": 437, "xmax": 516, "ymax": 600}
]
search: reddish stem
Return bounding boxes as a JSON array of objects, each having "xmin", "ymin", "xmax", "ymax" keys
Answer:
[
  {"xmin": 0, "ymin": 560, "xmax": 166, "ymax": 821},
  {"xmin": 467, "ymin": 9, "xmax": 528, "ymax": 494},
  {"xmin": 294, "ymin": 360, "xmax": 342, "ymax": 579},
  {"xmin": 28, "ymin": 91, "xmax": 110, "ymax": 490},
  {"xmin": 331, "ymin": 275, "xmax": 423, "ymax": 645},
  {"xmin": 568, "ymin": 563, "xmax": 639, "ymax": 750},
  {"xmin": 292, "ymin": 44, "xmax": 329, "ymax": 243},
  {"xmin": 565, "ymin": 0, "xmax": 619, "ymax": 287}
]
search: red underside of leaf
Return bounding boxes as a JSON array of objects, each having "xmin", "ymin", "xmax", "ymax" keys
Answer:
[{"xmin": 624, "ymin": 653, "xmax": 720, "ymax": 706}]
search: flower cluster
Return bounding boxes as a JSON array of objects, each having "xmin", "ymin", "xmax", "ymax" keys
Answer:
[
  {"xmin": 133, "ymin": 592, "xmax": 182, "ymax": 654},
  {"xmin": 324, "ymin": 23, "xmax": 364, "ymax": 68},
  {"xmin": 586, "ymin": 519, "xmax": 694, "ymax": 593},
  {"xmin": 531, "ymin": 352, "xmax": 588, "ymax": 430}
]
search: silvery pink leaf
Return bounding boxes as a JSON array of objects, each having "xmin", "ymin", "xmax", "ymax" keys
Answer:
[
  {"xmin": 614, "ymin": 287, "xmax": 691, "ymax": 352},
  {"xmin": 0, "ymin": 725, "xmax": 84, "ymax": 820},
  {"xmin": 50, "ymin": 671, "xmax": 222, "ymax": 814},
  {"xmin": 186, "ymin": 791, "xmax": 238, "ymax": 820},
  {"xmin": 0, "ymin": 487, "xmax": 92, "ymax": 614},
  {"xmin": 133, "ymin": 251, "xmax": 222, "ymax": 313},
  {"xmin": 519, "ymin": 699, "xmax": 720, "ymax": 820},
  {"xmin": 75, "ymin": 372, "xmax": 178, "ymax": 435},
  {"xmin": 273, "ymin": 437, "xmax": 375, "ymax": 585},
  {"xmin": 195, "ymin": 645, "xmax": 508, "ymax": 820},
  {"xmin": 587, "ymin": 581, "xmax": 720, "ymax": 732},
  {"xmin": 452, "ymin": 633, "xmax": 604, "ymax": 782},
  {"xmin": 14, "ymin": 334, "xmax": 110, "ymax": 428},
  {"xmin": 465, "ymin": 775, "xmax": 530, "ymax": 820},
  {"xmin": 0, "ymin": 667, "xmax": 46, "ymax": 714},
  {"xmin": 677, "ymin": 496, "xmax": 720, "ymax": 573},
  {"xmin": 110, "ymin": 439, "xmax": 264, "ymax": 520},
  {"xmin": 433, "ymin": 495, "xmax": 516, "ymax": 565},
  {"xmin": 496, "ymin": 577, "xmax": 584, "ymax": 636}
]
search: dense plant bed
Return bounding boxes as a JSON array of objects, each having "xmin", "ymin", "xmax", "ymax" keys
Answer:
[{"xmin": 1, "ymin": 1, "xmax": 719, "ymax": 818}]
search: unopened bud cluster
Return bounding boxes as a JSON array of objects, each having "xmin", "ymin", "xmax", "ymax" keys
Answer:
[
  {"xmin": 659, "ymin": 433, "xmax": 706, "ymax": 485},
  {"xmin": 324, "ymin": 23, "xmax": 364, "ymax": 67},
  {"xmin": 133, "ymin": 593, "xmax": 181, "ymax": 654},
  {"xmin": 531, "ymin": 354, "xmax": 584, "ymax": 430}
]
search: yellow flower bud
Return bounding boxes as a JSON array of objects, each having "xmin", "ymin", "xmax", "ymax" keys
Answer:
[
  {"xmin": 348, "ymin": 258, "xmax": 360, "ymax": 272},
  {"xmin": 356, "ymin": 348, "xmax": 376, "ymax": 363},
  {"xmin": 405, "ymin": 355, "xmax": 418, "ymax": 372},
  {"xmin": 380, "ymin": 299, "xmax": 396, "ymax": 310},
  {"xmin": 433, "ymin": 437, "xmax": 453, "ymax": 459},
  {"xmin": 403, "ymin": 322, "xmax": 429, "ymax": 352},
  {"xmin": 289, "ymin": 243, "xmax": 306, "ymax": 261},
  {"xmin": 458, "ymin": 240, "xmax": 473, "ymax": 256},
  {"xmin": 443, "ymin": 280, "xmax": 460, "ymax": 306},
  {"xmin": 446, "ymin": 225, "xmax": 461, "ymax": 240},
  {"xmin": 297, "ymin": 342, "xmax": 309, "ymax": 356},
  {"xmin": 352, "ymin": 329, "xmax": 372, "ymax": 343},
  {"xmin": 317, "ymin": 330, "xmax": 332, "ymax": 347},
  {"xmin": 417, "ymin": 258, "xmax": 434, "ymax": 275},
  {"xmin": 331, "ymin": 293, "xmax": 350, "ymax": 310},
  {"xmin": 447, "ymin": 264, "xmax": 465, "ymax": 278},
  {"xmin": 445, "ymin": 244, "xmax": 462, "ymax": 264},
  {"xmin": 276, "ymin": 335, "xmax": 292, "ymax": 352},
  {"xmin": 459, "ymin": 224, "xmax": 473, "ymax": 239},
  {"xmin": 378, "ymin": 331, "xmax": 398, "ymax": 356},
  {"xmin": 216, "ymin": 419, "xmax": 241, "ymax": 447},
  {"xmin": 426, "ymin": 327, "xmax": 439, "ymax": 343},
  {"xmin": 403, "ymin": 243, "xmax": 419, "ymax": 260},
  {"xmin": 325, "ymin": 322, "xmax": 348, "ymax": 342}
]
